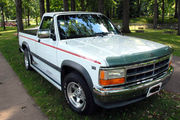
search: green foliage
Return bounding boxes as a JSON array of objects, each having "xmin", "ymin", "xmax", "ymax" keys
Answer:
[
  {"xmin": 50, "ymin": 0, "xmax": 63, "ymax": 12},
  {"xmin": 0, "ymin": 0, "xmax": 178, "ymax": 24},
  {"xmin": 0, "ymin": 0, "xmax": 16, "ymax": 20},
  {"xmin": 116, "ymin": 0, "xmax": 176, "ymax": 19}
]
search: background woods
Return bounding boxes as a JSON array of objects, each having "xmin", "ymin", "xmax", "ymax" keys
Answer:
[{"xmin": 0, "ymin": 0, "xmax": 179, "ymax": 34}]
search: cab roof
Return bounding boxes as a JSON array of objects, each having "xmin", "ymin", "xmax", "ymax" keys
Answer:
[{"xmin": 43, "ymin": 11, "xmax": 102, "ymax": 17}]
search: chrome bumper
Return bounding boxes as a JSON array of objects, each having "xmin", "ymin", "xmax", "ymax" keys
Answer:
[{"xmin": 93, "ymin": 66, "xmax": 174, "ymax": 109}]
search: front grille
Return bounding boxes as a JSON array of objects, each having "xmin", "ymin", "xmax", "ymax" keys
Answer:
[{"xmin": 126, "ymin": 56, "xmax": 169, "ymax": 83}]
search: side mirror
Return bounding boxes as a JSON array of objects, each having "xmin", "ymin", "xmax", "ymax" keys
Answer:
[
  {"xmin": 117, "ymin": 25, "xmax": 124, "ymax": 35},
  {"xmin": 38, "ymin": 30, "xmax": 50, "ymax": 38},
  {"xmin": 117, "ymin": 25, "xmax": 121, "ymax": 30}
]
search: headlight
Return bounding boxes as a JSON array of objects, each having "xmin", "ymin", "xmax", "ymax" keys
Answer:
[
  {"xmin": 169, "ymin": 54, "xmax": 173, "ymax": 67},
  {"xmin": 99, "ymin": 69, "xmax": 125, "ymax": 86}
]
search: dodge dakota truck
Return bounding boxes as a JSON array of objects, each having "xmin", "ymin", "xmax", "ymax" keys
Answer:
[{"xmin": 18, "ymin": 12, "xmax": 174, "ymax": 114}]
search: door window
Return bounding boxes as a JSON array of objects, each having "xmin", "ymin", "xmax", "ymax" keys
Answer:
[{"xmin": 40, "ymin": 17, "xmax": 53, "ymax": 30}]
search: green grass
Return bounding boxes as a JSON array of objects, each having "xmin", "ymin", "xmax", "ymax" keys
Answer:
[
  {"xmin": 0, "ymin": 27, "xmax": 180, "ymax": 120},
  {"xmin": 111, "ymin": 17, "xmax": 178, "ymax": 25},
  {"xmin": 128, "ymin": 29, "xmax": 180, "ymax": 56}
]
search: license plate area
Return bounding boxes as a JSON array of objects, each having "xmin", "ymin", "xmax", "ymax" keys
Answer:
[{"xmin": 146, "ymin": 82, "xmax": 162, "ymax": 97}]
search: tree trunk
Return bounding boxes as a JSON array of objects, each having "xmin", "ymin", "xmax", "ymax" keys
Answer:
[
  {"xmin": 36, "ymin": 16, "xmax": 38, "ymax": 25},
  {"xmin": 122, "ymin": 0, "xmax": 130, "ymax": 33},
  {"xmin": 27, "ymin": 7, "xmax": 30, "ymax": 26},
  {"xmin": 162, "ymin": 0, "xmax": 164, "ymax": 23},
  {"xmin": 39, "ymin": 0, "xmax": 45, "ymax": 19},
  {"xmin": 153, "ymin": 0, "xmax": 158, "ymax": 29},
  {"xmin": 80, "ymin": 0, "xmax": 85, "ymax": 11},
  {"xmin": 24, "ymin": 7, "xmax": 27, "ymax": 27},
  {"xmin": 137, "ymin": 0, "xmax": 141, "ymax": 17},
  {"xmin": 46, "ymin": 0, "xmax": 50, "ymax": 12},
  {"xmin": 106, "ymin": 9, "xmax": 110, "ymax": 18},
  {"xmin": 71, "ymin": 0, "xmax": 75, "ymax": 11},
  {"xmin": 15, "ymin": 0, "xmax": 24, "ymax": 32},
  {"xmin": 98, "ymin": 0, "xmax": 104, "ymax": 14},
  {"xmin": 109, "ymin": 7, "xmax": 112, "ymax": 18},
  {"xmin": 5, "ymin": 15, "xmax": 8, "ymax": 23},
  {"xmin": 1, "ymin": 6, "xmax": 6, "ymax": 30},
  {"xmin": 175, "ymin": 0, "xmax": 178, "ymax": 18},
  {"xmin": 112, "ymin": 6, "xmax": 115, "ymax": 18},
  {"xmin": 63, "ymin": 0, "xmax": 69, "ymax": 11},
  {"xmin": 178, "ymin": 0, "xmax": 180, "ymax": 35}
]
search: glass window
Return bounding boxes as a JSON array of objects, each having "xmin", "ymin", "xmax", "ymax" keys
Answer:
[
  {"xmin": 50, "ymin": 20, "xmax": 55, "ymax": 34},
  {"xmin": 57, "ymin": 14, "xmax": 119, "ymax": 40},
  {"xmin": 40, "ymin": 17, "xmax": 53, "ymax": 30}
]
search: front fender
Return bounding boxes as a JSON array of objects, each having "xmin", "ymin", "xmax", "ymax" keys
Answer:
[{"xmin": 61, "ymin": 60, "xmax": 94, "ymax": 91}]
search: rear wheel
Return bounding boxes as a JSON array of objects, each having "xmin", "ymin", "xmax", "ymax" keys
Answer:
[
  {"xmin": 63, "ymin": 72, "xmax": 96, "ymax": 114},
  {"xmin": 24, "ymin": 49, "xmax": 32, "ymax": 70}
]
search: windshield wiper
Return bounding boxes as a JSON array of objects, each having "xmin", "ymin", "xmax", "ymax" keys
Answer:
[{"xmin": 92, "ymin": 32, "xmax": 109, "ymax": 37}]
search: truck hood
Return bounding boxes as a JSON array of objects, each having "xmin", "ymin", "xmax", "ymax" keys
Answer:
[{"xmin": 66, "ymin": 34, "xmax": 172, "ymax": 66}]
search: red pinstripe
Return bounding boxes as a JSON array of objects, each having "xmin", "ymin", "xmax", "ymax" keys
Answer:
[{"xmin": 19, "ymin": 35, "xmax": 101, "ymax": 64}]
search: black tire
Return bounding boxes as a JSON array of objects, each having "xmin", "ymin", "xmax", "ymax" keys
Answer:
[
  {"xmin": 63, "ymin": 72, "xmax": 96, "ymax": 114},
  {"xmin": 24, "ymin": 49, "xmax": 32, "ymax": 70}
]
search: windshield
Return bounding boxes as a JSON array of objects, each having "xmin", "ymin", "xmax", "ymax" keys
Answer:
[{"xmin": 57, "ymin": 14, "xmax": 120, "ymax": 40}]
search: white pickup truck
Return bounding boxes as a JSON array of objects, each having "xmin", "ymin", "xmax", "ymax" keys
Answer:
[{"xmin": 19, "ymin": 12, "xmax": 174, "ymax": 114}]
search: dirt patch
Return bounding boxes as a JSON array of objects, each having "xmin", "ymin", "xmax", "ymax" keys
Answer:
[{"xmin": 0, "ymin": 52, "xmax": 48, "ymax": 120}]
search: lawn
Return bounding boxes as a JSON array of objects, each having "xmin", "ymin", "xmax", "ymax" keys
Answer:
[
  {"xmin": 0, "ymin": 27, "xmax": 180, "ymax": 120},
  {"xmin": 111, "ymin": 17, "xmax": 178, "ymax": 25},
  {"xmin": 127, "ymin": 29, "xmax": 180, "ymax": 57}
]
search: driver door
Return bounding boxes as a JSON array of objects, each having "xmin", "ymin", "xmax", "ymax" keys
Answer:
[{"xmin": 34, "ymin": 16, "xmax": 60, "ymax": 83}]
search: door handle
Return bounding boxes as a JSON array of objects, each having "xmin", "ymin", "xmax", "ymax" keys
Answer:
[{"xmin": 38, "ymin": 39, "xmax": 40, "ymax": 42}]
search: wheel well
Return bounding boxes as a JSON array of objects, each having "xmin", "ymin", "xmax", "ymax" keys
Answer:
[
  {"xmin": 22, "ymin": 44, "xmax": 33, "ymax": 64},
  {"xmin": 22, "ymin": 44, "xmax": 27, "ymax": 50},
  {"xmin": 61, "ymin": 66, "xmax": 86, "ymax": 85}
]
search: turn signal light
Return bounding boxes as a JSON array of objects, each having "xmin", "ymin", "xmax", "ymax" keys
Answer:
[
  {"xmin": 169, "ymin": 54, "xmax": 173, "ymax": 67},
  {"xmin": 169, "ymin": 60, "xmax": 172, "ymax": 67},
  {"xmin": 99, "ymin": 78, "xmax": 125, "ymax": 86}
]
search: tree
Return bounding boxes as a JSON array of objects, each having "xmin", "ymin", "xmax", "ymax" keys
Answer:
[
  {"xmin": 162, "ymin": 0, "xmax": 164, "ymax": 23},
  {"xmin": 27, "ymin": 0, "xmax": 30, "ymax": 26},
  {"xmin": 175, "ymin": 0, "xmax": 178, "ymax": 18},
  {"xmin": 80, "ymin": 0, "xmax": 86, "ymax": 11},
  {"xmin": 27, "ymin": 7, "xmax": 30, "ymax": 26},
  {"xmin": 122, "ymin": 0, "xmax": 130, "ymax": 33},
  {"xmin": 50, "ymin": 0, "xmax": 63, "ymax": 12},
  {"xmin": 0, "ymin": 1, "xmax": 6, "ymax": 30},
  {"xmin": 71, "ymin": 0, "xmax": 75, "ymax": 11},
  {"xmin": 46, "ymin": 0, "xmax": 50, "ymax": 12},
  {"xmin": 32, "ymin": 0, "xmax": 40, "ymax": 25},
  {"xmin": 3, "ymin": 0, "xmax": 16, "ymax": 20},
  {"xmin": 63, "ymin": 0, "xmax": 69, "ymax": 11},
  {"xmin": 153, "ymin": 0, "xmax": 158, "ymax": 29},
  {"xmin": 137, "ymin": 0, "xmax": 141, "ymax": 17},
  {"xmin": 178, "ymin": 0, "xmax": 180, "ymax": 35},
  {"xmin": 15, "ymin": 0, "xmax": 24, "ymax": 32},
  {"xmin": 98, "ymin": 0, "xmax": 104, "ymax": 14},
  {"xmin": 104, "ymin": 0, "xmax": 116, "ymax": 18},
  {"xmin": 39, "ymin": 0, "xmax": 45, "ymax": 19}
]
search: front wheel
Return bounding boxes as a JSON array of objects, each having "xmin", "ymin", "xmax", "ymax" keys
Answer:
[{"xmin": 63, "ymin": 72, "xmax": 96, "ymax": 114}]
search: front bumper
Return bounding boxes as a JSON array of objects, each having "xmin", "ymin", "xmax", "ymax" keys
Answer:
[{"xmin": 93, "ymin": 66, "xmax": 174, "ymax": 109}]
